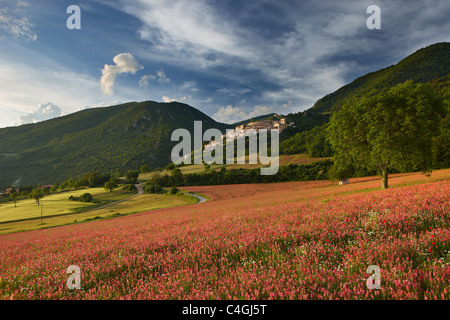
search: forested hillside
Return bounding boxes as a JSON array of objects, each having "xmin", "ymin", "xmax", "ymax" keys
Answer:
[
  {"xmin": 0, "ymin": 101, "xmax": 231, "ymax": 188},
  {"xmin": 281, "ymin": 43, "xmax": 450, "ymax": 164}
]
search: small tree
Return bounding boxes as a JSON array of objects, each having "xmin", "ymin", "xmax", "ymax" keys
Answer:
[
  {"xmin": 10, "ymin": 192, "xmax": 18, "ymax": 207},
  {"xmin": 171, "ymin": 168, "xmax": 183, "ymax": 186},
  {"xmin": 165, "ymin": 162, "xmax": 176, "ymax": 171},
  {"xmin": 149, "ymin": 172, "xmax": 161, "ymax": 186},
  {"xmin": 104, "ymin": 180, "xmax": 118, "ymax": 193},
  {"xmin": 125, "ymin": 170, "xmax": 139, "ymax": 184},
  {"xmin": 29, "ymin": 189, "xmax": 45, "ymax": 206},
  {"xmin": 41, "ymin": 187, "xmax": 50, "ymax": 195}
]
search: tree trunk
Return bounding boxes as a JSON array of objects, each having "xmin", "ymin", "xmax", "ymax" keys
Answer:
[{"xmin": 382, "ymin": 167, "xmax": 389, "ymax": 189}]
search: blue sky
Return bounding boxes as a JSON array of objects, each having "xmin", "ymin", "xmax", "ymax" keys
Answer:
[{"xmin": 0, "ymin": 0, "xmax": 449, "ymax": 128}]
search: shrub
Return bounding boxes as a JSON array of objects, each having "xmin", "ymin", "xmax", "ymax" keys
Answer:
[
  {"xmin": 122, "ymin": 184, "xmax": 137, "ymax": 192},
  {"xmin": 79, "ymin": 193, "xmax": 94, "ymax": 203},
  {"xmin": 144, "ymin": 184, "xmax": 165, "ymax": 194},
  {"xmin": 165, "ymin": 163, "xmax": 177, "ymax": 171}
]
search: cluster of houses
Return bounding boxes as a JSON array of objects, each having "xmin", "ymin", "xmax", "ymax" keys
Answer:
[
  {"xmin": 203, "ymin": 117, "xmax": 293, "ymax": 153},
  {"xmin": 234, "ymin": 117, "xmax": 291, "ymax": 133},
  {"xmin": 0, "ymin": 184, "xmax": 53, "ymax": 198},
  {"xmin": 0, "ymin": 187, "xmax": 18, "ymax": 198}
]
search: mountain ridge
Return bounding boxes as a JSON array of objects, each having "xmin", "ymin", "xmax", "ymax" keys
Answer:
[
  {"xmin": 0, "ymin": 101, "xmax": 231, "ymax": 188},
  {"xmin": 1, "ymin": 42, "xmax": 449, "ymax": 188},
  {"xmin": 282, "ymin": 42, "xmax": 450, "ymax": 138},
  {"xmin": 310, "ymin": 42, "xmax": 449, "ymax": 113}
]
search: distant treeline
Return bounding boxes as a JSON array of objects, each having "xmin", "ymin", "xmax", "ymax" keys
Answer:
[{"xmin": 146, "ymin": 160, "xmax": 334, "ymax": 187}]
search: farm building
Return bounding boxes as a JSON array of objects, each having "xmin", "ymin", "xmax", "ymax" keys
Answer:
[
  {"xmin": 4, "ymin": 187, "xmax": 18, "ymax": 196},
  {"xmin": 239, "ymin": 118, "xmax": 290, "ymax": 133}
]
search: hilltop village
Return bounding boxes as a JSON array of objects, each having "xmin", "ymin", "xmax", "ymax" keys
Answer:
[{"xmin": 204, "ymin": 117, "xmax": 293, "ymax": 153}]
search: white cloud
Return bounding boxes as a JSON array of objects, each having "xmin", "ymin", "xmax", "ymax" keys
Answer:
[
  {"xmin": 138, "ymin": 69, "xmax": 169, "ymax": 87},
  {"xmin": 14, "ymin": 102, "xmax": 61, "ymax": 125},
  {"xmin": 0, "ymin": 5, "xmax": 37, "ymax": 41},
  {"xmin": 2, "ymin": 0, "xmax": 447, "ymax": 129},
  {"xmin": 0, "ymin": 50, "xmax": 141, "ymax": 128},
  {"xmin": 139, "ymin": 74, "xmax": 156, "ymax": 87},
  {"xmin": 124, "ymin": 0, "xmax": 249, "ymax": 60},
  {"xmin": 213, "ymin": 105, "xmax": 274, "ymax": 124},
  {"xmin": 121, "ymin": 0, "xmax": 351, "ymax": 112},
  {"xmin": 162, "ymin": 95, "xmax": 192, "ymax": 103},
  {"xmin": 156, "ymin": 69, "xmax": 170, "ymax": 82},
  {"xmin": 162, "ymin": 96, "xmax": 175, "ymax": 103},
  {"xmin": 324, "ymin": 14, "xmax": 365, "ymax": 38},
  {"xmin": 101, "ymin": 53, "xmax": 143, "ymax": 95},
  {"xmin": 181, "ymin": 81, "xmax": 199, "ymax": 92},
  {"xmin": 123, "ymin": 0, "xmax": 450, "ymax": 117},
  {"xmin": 216, "ymin": 87, "xmax": 252, "ymax": 97}
]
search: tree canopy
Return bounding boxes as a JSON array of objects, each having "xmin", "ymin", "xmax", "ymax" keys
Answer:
[
  {"xmin": 29, "ymin": 189, "xmax": 45, "ymax": 206},
  {"xmin": 327, "ymin": 80, "xmax": 446, "ymax": 189},
  {"xmin": 140, "ymin": 165, "xmax": 150, "ymax": 174},
  {"xmin": 104, "ymin": 180, "xmax": 118, "ymax": 192},
  {"xmin": 125, "ymin": 170, "xmax": 139, "ymax": 185}
]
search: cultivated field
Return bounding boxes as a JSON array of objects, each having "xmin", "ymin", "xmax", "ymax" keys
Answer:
[
  {"xmin": 0, "ymin": 169, "xmax": 449, "ymax": 299},
  {"xmin": 138, "ymin": 152, "xmax": 329, "ymax": 181},
  {"xmin": 0, "ymin": 188, "xmax": 198, "ymax": 235},
  {"xmin": 0, "ymin": 187, "xmax": 132, "ymax": 223}
]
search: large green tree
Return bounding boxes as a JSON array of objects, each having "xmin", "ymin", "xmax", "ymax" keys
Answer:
[{"xmin": 327, "ymin": 80, "xmax": 446, "ymax": 189}]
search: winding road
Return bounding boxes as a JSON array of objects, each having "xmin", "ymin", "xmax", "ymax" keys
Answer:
[
  {"xmin": 85, "ymin": 184, "xmax": 207, "ymax": 214},
  {"xmin": 183, "ymin": 192, "xmax": 207, "ymax": 204},
  {"xmin": 135, "ymin": 184, "xmax": 144, "ymax": 195},
  {"xmin": 82, "ymin": 184, "xmax": 144, "ymax": 212}
]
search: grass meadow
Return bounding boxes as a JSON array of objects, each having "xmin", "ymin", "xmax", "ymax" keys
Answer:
[
  {"xmin": 138, "ymin": 152, "xmax": 329, "ymax": 182},
  {"xmin": 0, "ymin": 188, "xmax": 132, "ymax": 223},
  {"xmin": 0, "ymin": 188, "xmax": 198, "ymax": 235},
  {"xmin": 0, "ymin": 169, "xmax": 449, "ymax": 299}
]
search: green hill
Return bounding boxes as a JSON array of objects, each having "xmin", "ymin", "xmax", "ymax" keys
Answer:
[{"xmin": 0, "ymin": 101, "xmax": 231, "ymax": 188}]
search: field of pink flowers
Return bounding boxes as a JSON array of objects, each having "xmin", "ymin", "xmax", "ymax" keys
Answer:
[{"xmin": 0, "ymin": 170, "xmax": 449, "ymax": 300}]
